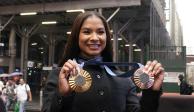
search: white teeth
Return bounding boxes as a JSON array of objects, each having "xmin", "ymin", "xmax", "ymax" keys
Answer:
[{"xmin": 89, "ymin": 44, "xmax": 99, "ymax": 48}]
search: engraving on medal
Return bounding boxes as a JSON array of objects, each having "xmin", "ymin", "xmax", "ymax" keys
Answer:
[
  {"xmin": 133, "ymin": 68, "xmax": 154, "ymax": 89},
  {"xmin": 68, "ymin": 69, "xmax": 92, "ymax": 93},
  {"xmin": 74, "ymin": 75, "xmax": 86, "ymax": 86}
]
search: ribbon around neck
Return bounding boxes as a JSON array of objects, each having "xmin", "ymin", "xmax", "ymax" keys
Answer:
[{"xmin": 76, "ymin": 56, "xmax": 144, "ymax": 78}]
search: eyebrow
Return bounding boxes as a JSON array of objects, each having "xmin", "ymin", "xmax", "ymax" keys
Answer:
[
  {"xmin": 80, "ymin": 27, "xmax": 90, "ymax": 30},
  {"xmin": 81, "ymin": 27, "xmax": 105, "ymax": 30}
]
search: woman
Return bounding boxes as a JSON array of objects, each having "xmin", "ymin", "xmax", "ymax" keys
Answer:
[{"xmin": 42, "ymin": 11, "xmax": 164, "ymax": 112}]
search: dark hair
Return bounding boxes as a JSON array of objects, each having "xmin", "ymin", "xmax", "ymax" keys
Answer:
[
  {"xmin": 178, "ymin": 74, "xmax": 184, "ymax": 81},
  {"xmin": 59, "ymin": 11, "xmax": 113, "ymax": 66}
]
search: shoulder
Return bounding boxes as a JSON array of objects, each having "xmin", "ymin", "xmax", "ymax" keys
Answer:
[{"xmin": 25, "ymin": 84, "xmax": 30, "ymax": 89}]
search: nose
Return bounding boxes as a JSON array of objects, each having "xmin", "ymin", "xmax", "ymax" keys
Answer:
[{"xmin": 90, "ymin": 32, "xmax": 99, "ymax": 40}]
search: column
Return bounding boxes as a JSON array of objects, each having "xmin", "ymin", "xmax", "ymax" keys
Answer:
[{"xmin": 8, "ymin": 26, "xmax": 16, "ymax": 73}]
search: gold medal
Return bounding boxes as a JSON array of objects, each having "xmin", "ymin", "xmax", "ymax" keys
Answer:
[{"xmin": 68, "ymin": 69, "xmax": 92, "ymax": 93}]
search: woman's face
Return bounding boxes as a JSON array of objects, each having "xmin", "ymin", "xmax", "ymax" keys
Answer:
[{"xmin": 79, "ymin": 15, "xmax": 106, "ymax": 59}]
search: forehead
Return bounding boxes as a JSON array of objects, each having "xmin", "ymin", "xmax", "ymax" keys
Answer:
[{"xmin": 81, "ymin": 15, "xmax": 104, "ymax": 28}]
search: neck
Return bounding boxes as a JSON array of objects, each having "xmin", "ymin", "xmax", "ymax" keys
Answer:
[
  {"xmin": 77, "ymin": 55, "xmax": 103, "ymax": 64},
  {"xmin": 78, "ymin": 54, "xmax": 102, "ymax": 60}
]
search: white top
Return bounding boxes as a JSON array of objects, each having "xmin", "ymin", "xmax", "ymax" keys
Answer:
[
  {"xmin": 0, "ymin": 80, "xmax": 4, "ymax": 91},
  {"xmin": 15, "ymin": 84, "xmax": 30, "ymax": 101}
]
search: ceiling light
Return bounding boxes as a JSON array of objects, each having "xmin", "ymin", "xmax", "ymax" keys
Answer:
[
  {"xmin": 42, "ymin": 21, "xmax": 57, "ymax": 25},
  {"xmin": 134, "ymin": 49, "xmax": 141, "ymax": 51},
  {"xmin": 111, "ymin": 38, "xmax": 122, "ymax": 40},
  {"xmin": 31, "ymin": 43, "xmax": 37, "ymax": 46},
  {"xmin": 20, "ymin": 12, "xmax": 37, "ymax": 16},
  {"xmin": 66, "ymin": 9, "xmax": 85, "ymax": 13},
  {"xmin": 133, "ymin": 44, "xmax": 136, "ymax": 46},
  {"xmin": 118, "ymin": 38, "xmax": 122, "ymax": 40},
  {"xmin": 66, "ymin": 31, "xmax": 71, "ymax": 35},
  {"xmin": 125, "ymin": 44, "xmax": 130, "ymax": 46},
  {"xmin": 0, "ymin": 43, "xmax": 4, "ymax": 46}
]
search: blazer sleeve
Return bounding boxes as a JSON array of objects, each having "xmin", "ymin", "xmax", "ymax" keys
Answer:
[
  {"xmin": 126, "ymin": 79, "xmax": 162, "ymax": 112},
  {"xmin": 42, "ymin": 69, "xmax": 75, "ymax": 112},
  {"xmin": 41, "ymin": 69, "xmax": 63, "ymax": 112},
  {"xmin": 126, "ymin": 79, "xmax": 141, "ymax": 112},
  {"xmin": 140, "ymin": 89, "xmax": 162, "ymax": 112}
]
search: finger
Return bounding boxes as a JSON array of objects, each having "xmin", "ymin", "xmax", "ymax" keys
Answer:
[
  {"xmin": 66, "ymin": 59, "xmax": 77, "ymax": 69},
  {"xmin": 143, "ymin": 61, "xmax": 152, "ymax": 73},
  {"xmin": 147, "ymin": 60, "xmax": 158, "ymax": 76},
  {"xmin": 156, "ymin": 67, "xmax": 165, "ymax": 75},
  {"xmin": 64, "ymin": 60, "xmax": 78, "ymax": 73},
  {"xmin": 72, "ymin": 68, "xmax": 77, "ymax": 76},
  {"xmin": 152, "ymin": 63, "xmax": 162, "ymax": 75},
  {"xmin": 149, "ymin": 60, "xmax": 158, "ymax": 71},
  {"xmin": 60, "ymin": 60, "xmax": 75, "ymax": 78}
]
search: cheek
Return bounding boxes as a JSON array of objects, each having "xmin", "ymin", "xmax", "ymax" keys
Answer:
[
  {"xmin": 78, "ymin": 37, "xmax": 85, "ymax": 49},
  {"xmin": 101, "ymin": 37, "xmax": 107, "ymax": 49},
  {"xmin": 79, "ymin": 34, "xmax": 87, "ymax": 43}
]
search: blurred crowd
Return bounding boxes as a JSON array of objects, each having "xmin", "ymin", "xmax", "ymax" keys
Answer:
[{"xmin": 0, "ymin": 73, "xmax": 32, "ymax": 112}]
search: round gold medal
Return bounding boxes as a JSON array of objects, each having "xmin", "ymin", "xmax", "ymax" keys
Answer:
[{"xmin": 68, "ymin": 69, "xmax": 92, "ymax": 92}]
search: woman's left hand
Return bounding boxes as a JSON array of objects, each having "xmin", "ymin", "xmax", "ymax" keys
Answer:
[{"xmin": 143, "ymin": 60, "xmax": 165, "ymax": 91}]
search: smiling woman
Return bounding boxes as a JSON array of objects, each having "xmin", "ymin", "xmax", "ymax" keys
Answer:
[
  {"xmin": 79, "ymin": 15, "xmax": 106, "ymax": 58},
  {"xmin": 42, "ymin": 11, "xmax": 165, "ymax": 112}
]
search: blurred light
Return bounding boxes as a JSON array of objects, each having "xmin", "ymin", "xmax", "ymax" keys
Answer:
[
  {"xmin": 125, "ymin": 44, "xmax": 130, "ymax": 46},
  {"xmin": 20, "ymin": 12, "xmax": 37, "ymax": 16},
  {"xmin": 133, "ymin": 44, "xmax": 136, "ymax": 46},
  {"xmin": 66, "ymin": 31, "xmax": 71, "ymax": 35},
  {"xmin": 42, "ymin": 34, "xmax": 47, "ymax": 38},
  {"xmin": 31, "ymin": 43, "xmax": 37, "ymax": 46},
  {"xmin": 110, "ymin": 29, "xmax": 113, "ymax": 33},
  {"xmin": 39, "ymin": 47, "xmax": 44, "ymax": 50},
  {"xmin": 111, "ymin": 38, "xmax": 123, "ymax": 40},
  {"xmin": 42, "ymin": 21, "xmax": 57, "ymax": 25},
  {"xmin": 66, "ymin": 9, "xmax": 85, "ymax": 13},
  {"xmin": 118, "ymin": 38, "xmax": 122, "ymax": 40},
  {"xmin": 0, "ymin": 43, "xmax": 4, "ymax": 46},
  {"xmin": 134, "ymin": 49, "xmax": 141, "ymax": 51}
]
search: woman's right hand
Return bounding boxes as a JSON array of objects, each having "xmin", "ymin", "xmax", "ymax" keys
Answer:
[{"xmin": 58, "ymin": 59, "xmax": 78, "ymax": 96}]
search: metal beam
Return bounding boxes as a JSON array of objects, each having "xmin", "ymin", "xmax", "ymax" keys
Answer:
[
  {"xmin": 106, "ymin": 7, "xmax": 120, "ymax": 22},
  {"xmin": 0, "ymin": 0, "xmax": 141, "ymax": 15},
  {"xmin": 0, "ymin": 15, "xmax": 14, "ymax": 31},
  {"xmin": 117, "ymin": 17, "xmax": 135, "ymax": 34}
]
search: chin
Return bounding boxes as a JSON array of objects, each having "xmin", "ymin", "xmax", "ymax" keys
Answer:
[{"xmin": 89, "ymin": 51, "xmax": 101, "ymax": 56}]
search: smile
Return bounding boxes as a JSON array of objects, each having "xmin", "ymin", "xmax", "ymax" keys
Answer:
[{"xmin": 88, "ymin": 44, "xmax": 100, "ymax": 49}]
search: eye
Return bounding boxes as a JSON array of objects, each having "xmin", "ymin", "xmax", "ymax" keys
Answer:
[
  {"xmin": 97, "ymin": 29, "xmax": 105, "ymax": 35},
  {"xmin": 83, "ymin": 31, "xmax": 90, "ymax": 34},
  {"xmin": 82, "ymin": 29, "xmax": 91, "ymax": 35}
]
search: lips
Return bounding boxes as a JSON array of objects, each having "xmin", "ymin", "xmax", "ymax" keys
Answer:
[{"xmin": 87, "ymin": 44, "xmax": 100, "ymax": 50}]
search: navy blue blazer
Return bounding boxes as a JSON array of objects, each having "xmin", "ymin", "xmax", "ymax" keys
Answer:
[{"xmin": 42, "ymin": 65, "xmax": 161, "ymax": 112}]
